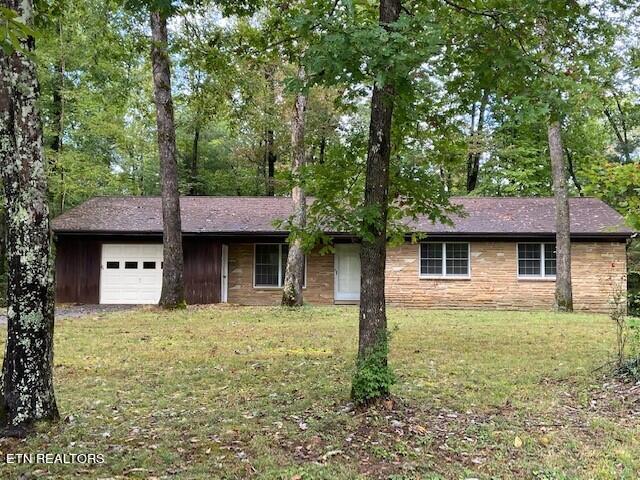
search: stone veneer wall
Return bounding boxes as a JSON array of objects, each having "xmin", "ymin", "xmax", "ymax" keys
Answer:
[
  {"xmin": 385, "ymin": 241, "xmax": 626, "ymax": 312},
  {"xmin": 227, "ymin": 244, "xmax": 334, "ymax": 305},
  {"xmin": 227, "ymin": 241, "xmax": 627, "ymax": 312}
]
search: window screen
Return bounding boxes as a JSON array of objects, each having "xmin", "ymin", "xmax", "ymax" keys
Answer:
[
  {"xmin": 445, "ymin": 243, "xmax": 469, "ymax": 275},
  {"xmin": 280, "ymin": 244, "xmax": 289, "ymax": 285},
  {"xmin": 143, "ymin": 261, "xmax": 156, "ymax": 270},
  {"xmin": 517, "ymin": 243, "xmax": 557, "ymax": 277},
  {"xmin": 106, "ymin": 261, "xmax": 119, "ymax": 269},
  {"xmin": 544, "ymin": 244, "xmax": 556, "ymax": 276},
  {"xmin": 420, "ymin": 243, "xmax": 469, "ymax": 276},
  {"xmin": 420, "ymin": 243, "xmax": 443, "ymax": 275},
  {"xmin": 124, "ymin": 261, "xmax": 138, "ymax": 270},
  {"xmin": 518, "ymin": 244, "xmax": 541, "ymax": 276},
  {"xmin": 255, "ymin": 244, "xmax": 280, "ymax": 286},
  {"xmin": 255, "ymin": 244, "xmax": 306, "ymax": 287}
]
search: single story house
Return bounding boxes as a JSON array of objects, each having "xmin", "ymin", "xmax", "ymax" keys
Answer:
[{"xmin": 51, "ymin": 196, "xmax": 633, "ymax": 312}]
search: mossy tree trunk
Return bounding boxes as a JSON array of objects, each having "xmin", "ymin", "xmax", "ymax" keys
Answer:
[
  {"xmin": 150, "ymin": 11, "xmax": 185, "ymax": 309},
  {"xmin": 282, "ymin": 67, "xmax": 307, "ymax": 307},
  {"xmin": 548, "ymin": 119, "xmax": 573, "ymax": 312},
  {"xmin": 352, "ymin": 0, "xmax": 400, "ymax": 405},
  {"xmin": 0, "ymin": 0, "xmax": 59, "ymax": 433}
]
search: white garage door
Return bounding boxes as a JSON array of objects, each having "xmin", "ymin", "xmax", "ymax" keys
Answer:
[{"xmin": 100, "ymin": 244, "xmax": 163, "ymax": 304}]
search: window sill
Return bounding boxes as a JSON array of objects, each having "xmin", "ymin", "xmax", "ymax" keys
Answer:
[
  {"xmin": 253, "ymin": 286, "xmax": 308, "ymax": 290},
  {"xmin": 517, "ymin": 276, "xmax": 556, "ymax": 282},
  {"xmin": 419, "ymin": 276, "xmax": 471, "ymax": 281}
]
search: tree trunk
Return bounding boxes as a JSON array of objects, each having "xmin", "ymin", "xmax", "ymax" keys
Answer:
[
  {"xmin": 264, "ymin": 67, "xmax": 277, "ymax": 196},
  {"xmin": 150, "ymin": 11, "xmax": 185, "ymax": 309},
  {"xmin": 282, "ymin": 67, "xmax": 307, "ymax": 307},
  {"xmin": 0, "ymin": 207, "xmax": 5, "ymax": 282},
  {"xmin": 266, "ymin": 129, "xmax": 276, "ymax": 196},
  {"xmin": 439, "ymin": 165, "xmax": 451, "ymax": 192},
  {"xmin": 190, "ymin": 124, "xmax": 200, "ymax": 195},
  {"xmin": 466, "ymin": 91, "xmax": 487, "ymax": 193},
  {"xmin": 352, "ymin": 0, "xmax": 401, "ymax": 405},
  {"xmin": 318, "ymin": 136, "xmax": 326, "ymax": 164},
  {"xmin": 0, "ymin": 0, "xmax": 59, "ymax": 434},
  {"xmin": 564, "ymin": 147, "xmax": 583, "ymax": 196},
  {"xmin": 51, "ymin": 20, "xmax": 64, "ymax": 156},
  {"xmin": 548, "ymin": 120, "xmax": 573, "ymax": 312},
  {"xmin": 50, "ymin": 17, "xmax": 65, "ymax": 214}
]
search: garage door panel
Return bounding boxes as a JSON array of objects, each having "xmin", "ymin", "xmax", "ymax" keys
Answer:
[{"xmin": 100, "ymin": 244, "xmax": 163, "ymax": 304}]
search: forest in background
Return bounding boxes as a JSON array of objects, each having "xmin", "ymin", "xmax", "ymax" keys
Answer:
[{"xmin": 0, "ymin": 0, "xmax": 638, "ymax": 310}]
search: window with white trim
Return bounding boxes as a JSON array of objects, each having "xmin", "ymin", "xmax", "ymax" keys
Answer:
[
  {"xmin": 517, "ymin": 243, "xmax": 556, "ymax": 278},
  {"xmin": 254, "ymin": 244, "xmax": 306, "ymax": 287},
  {"xmin": 419, "ymin": 242, "xmax": 470, "ymax": 277}
]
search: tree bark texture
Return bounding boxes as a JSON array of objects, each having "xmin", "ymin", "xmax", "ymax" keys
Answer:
[
  {"xmin": 282, "ymin": 67, "xmax": 307, "ymax": 307},
  {"xmin": 150, "ymin": 11, "xmax": 185, "ymax": 308},
  {"xmin": 357, "ymin": 0, "xmax": 401, "ymax": 365},
  {"xmin": 0, "ymin": 0, "xmax": 59, "ymax": 431},
  {"xmin": 0, "ymin": 206, "xmax": 6, "ymax": 281},
  {"xmin": 548, "ymin": 120, "xmax": 573, "ymax": 312}
]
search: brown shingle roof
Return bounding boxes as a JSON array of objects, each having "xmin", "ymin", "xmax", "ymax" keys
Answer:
[{"xmin": 52, "ymin": 196, "xmax": 633, "ymax": 237}]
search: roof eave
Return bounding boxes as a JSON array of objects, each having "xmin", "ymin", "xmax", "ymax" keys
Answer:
[{"xmin": 53, "ymin": 229, "xmax": 633, "ymax": 242}]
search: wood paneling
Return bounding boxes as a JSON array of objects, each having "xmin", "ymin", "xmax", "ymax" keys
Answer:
[
  {"xmin": 55, "ymin": 237, "xmax": 101, "ymax": 303},
  {"xmin": 183, "ymin": 239, "xmax": 222, "ymax": 304}
]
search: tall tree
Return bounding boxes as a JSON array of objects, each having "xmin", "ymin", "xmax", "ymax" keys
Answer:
[
  {"xmin": 353, "ymin": 0, "xmax": 401, "ymax": 404},
  {"xmin": 49, "ymin": 10, "xmax": 65, "ymax": 212},
  {"xmin": 548, "ymin": 119, "xmax": 573, "ymax": 311},
  {"xmin": 0, "ymin": 0, "xmax": 59, "ymax": 433},
  {"xmin": 150, "ymin": 9, "xmax": 185, "ymax": 308},
  {"xmin": 282, "ymin": 67, "xmax": 308, "ymax": 307},
  {"xmin": 466, "ymin": 90, "xmax": 488, "ymax": 193},
  {"xmin": 264, "ymin": 67, "xmax": 277, "ymax": 196}
]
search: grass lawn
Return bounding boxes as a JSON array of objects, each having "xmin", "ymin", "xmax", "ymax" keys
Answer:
[{"xmin": 1, "ymin": 306, "xmax": 639, "ymax": 479}]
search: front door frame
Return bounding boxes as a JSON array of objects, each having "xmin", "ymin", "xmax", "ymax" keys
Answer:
[
  {"xmin": 334, "ymin": 243, "xmax": 361, "ymax": 302},
  {"xmin": 221, "ymin": 244, "xmax": 229, "ymax": 303}
]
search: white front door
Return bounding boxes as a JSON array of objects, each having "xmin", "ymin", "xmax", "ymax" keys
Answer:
[
  {"xmin": 221, "ymin": 244, "xmax": 229, "ymax": 303},
  {"xmin": 100, "ymin": 244, "xmax": 163, "ymax": 304},
  {"xmin": 334, "ymin": 244, "xmax": 361, "ymax": 301}
]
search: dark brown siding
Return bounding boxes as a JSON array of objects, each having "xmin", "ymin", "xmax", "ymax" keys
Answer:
[
  {"xmin": 55, "ymin": 237, "xmax": 101, "ymax": 303},
  {"xmin": 183, "ymin": 239, "xmax": 221, "ymax": 304}
]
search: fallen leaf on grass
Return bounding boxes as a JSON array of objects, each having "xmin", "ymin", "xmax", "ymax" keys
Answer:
[
  {"xmin": 514, "ymin": 436, "xmax": 523, "ymax": 448},
  {"xmin": 124, "ymin": 467, "xmax": 151, "ymax": 474},
  {"xmin": 410, "ymin": 424, "xmax": 428, "ymax": 435},
  {"xmin": 321, "ymin": 449, "xmax": 343, "ymax": 461}
]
